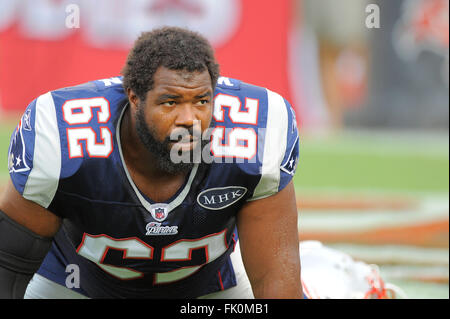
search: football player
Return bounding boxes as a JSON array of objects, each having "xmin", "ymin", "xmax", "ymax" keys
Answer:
[{"xmin": 0, "ymin": 27, "xmax": 302, "ymax": 298}]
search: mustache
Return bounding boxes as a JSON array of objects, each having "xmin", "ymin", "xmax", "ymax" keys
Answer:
[{"xmin": 168, "ymin": 126, "xmax": 201, "ymax": 143}]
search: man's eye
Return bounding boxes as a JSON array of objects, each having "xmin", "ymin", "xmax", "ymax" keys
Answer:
[
  {"xmin": 162, "ymin": 101, "xmax": 176, "ymax": 106},
  {"xmin": 197, "ymin": 99, "xmax": 209, "ymax": 106}
]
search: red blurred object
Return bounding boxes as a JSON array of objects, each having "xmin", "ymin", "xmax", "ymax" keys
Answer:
[{"xmin": 0, "ymin": 0, "xmax": 294, "ymax": 119}]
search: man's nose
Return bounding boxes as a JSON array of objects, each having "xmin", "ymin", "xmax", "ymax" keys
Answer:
[{"xmin": 175, "ymin": 103, "xmax": 196, "ymax": 127}]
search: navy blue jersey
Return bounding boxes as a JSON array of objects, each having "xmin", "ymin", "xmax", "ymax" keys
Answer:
[{"xmin": 7, "ymin": 76, "xmax": 299, "ymax": 298}]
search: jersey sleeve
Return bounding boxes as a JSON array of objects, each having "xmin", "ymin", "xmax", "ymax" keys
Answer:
[
  {"xmin": 248, "ymin": 91, "xmax": 299, "ymax": 201},
  {"xmin": 8, "ymin": 92, "xmax": 62, "ymax": 208}
]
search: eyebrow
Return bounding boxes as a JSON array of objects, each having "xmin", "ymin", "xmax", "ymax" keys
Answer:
[
  {"xmin": 195, "ymin": 92, "xmax": 212, "ymax": 99},
  {"xmin": 156, "ymin": 91, "xmax": 212, "ymax": 103},
  {"xmin": 157, "ymin": 94, "xmax": 181, "ymax": 102}
]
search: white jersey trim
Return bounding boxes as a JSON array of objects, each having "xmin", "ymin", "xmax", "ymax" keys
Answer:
[
  {"xmin": 23, "ymin": 92, "xmax": 61, "ymax": 208},
  {"xmin": 248, "ymin": 89, "xmax": 288, "ymax": 201}
]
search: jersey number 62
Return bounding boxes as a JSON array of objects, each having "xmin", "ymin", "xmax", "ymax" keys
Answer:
[{"xmin": 62, "ymin": 97, "xmax": 113, "ymax": 158}]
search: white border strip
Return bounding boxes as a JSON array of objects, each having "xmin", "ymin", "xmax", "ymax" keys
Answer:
[
  {"xmin": 23, "ymin": 92, "xmax": 61, "ymax": 208},
  {"xmin": 249, "ymin": 89, "xmax": 288, "ymax": 201}
]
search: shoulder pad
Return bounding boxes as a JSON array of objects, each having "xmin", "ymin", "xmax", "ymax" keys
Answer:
[
  {"xmin": 216, "ymin": 76, "xmax": 241, "ymax": 90},
  {"xmin": 8, "ymin": 92, "xmax": 61, "ymax": 208},
  {"xmin": 211, "ymin": 81, "xmax": 299, "ymax": 201},
  {"xmin": 8, "ymin": 77, "xmax": 127, "ymax": 208}
]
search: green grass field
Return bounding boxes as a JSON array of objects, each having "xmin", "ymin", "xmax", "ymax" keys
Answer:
[
  {"xmin": 293, "ymin": 130, "xmax": 449, "ymax": 195},
  {"xmin": 0, "ymin": 121, "xmax": 15, "ymax": 183}
]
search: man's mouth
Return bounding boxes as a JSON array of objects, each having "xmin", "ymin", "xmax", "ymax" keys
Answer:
[
  {"xmin": 170, "ymin": 134, "xmax": 195, "ymax": 142},
  {"xmin": 168, "ymin": 125, "xmax": 202, "ymax": 151},
  {"xmin": 169, "ymin": 135, "xmax": 199, "ymax": 151}
]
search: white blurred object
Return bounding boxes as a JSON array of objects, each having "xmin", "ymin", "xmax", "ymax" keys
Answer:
[{"xmin": 300, "ymin": 240, "xmax": 408, "ymax": 299}]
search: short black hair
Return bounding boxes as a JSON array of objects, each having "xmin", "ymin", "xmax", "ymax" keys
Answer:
[{"xmin": 122, "ymin": 26, "xmax": 220, "ymax": 102}]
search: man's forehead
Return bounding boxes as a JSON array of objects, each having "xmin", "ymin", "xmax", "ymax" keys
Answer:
[{"xmin": 152, "ymin": 67, "xmax": 211, "ymax": 89}]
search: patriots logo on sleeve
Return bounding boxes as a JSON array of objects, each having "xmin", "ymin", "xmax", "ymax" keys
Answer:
[
  {"xmin": 8, "ymin": 111, "xmax": 32, "ymax": 173},
  {"xmin": 280, "ymin": 135, "xmax": 299, "ymax": 176}
]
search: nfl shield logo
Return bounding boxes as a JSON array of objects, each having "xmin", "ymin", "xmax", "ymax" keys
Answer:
[
  {"xmin": 150, "ymin": 204, "xmax": 169, "ymax": 222},
  {"xmin": 154, "ymin": 208, "xmax": 165, "ymax": 220}
]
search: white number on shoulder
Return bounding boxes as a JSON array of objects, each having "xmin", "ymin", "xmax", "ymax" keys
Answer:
[
  {"xmin": 62, "ymin": 97, "xmax": 113, "ymax": 158},
  {"xmin": 211, "ymin": 94, "xmax": 259, "ymax": 159}
]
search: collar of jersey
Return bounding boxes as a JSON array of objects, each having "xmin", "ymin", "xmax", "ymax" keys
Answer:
[{"xmin": 115, "ymin": 103, "xmax": 199, "ymax": 214}]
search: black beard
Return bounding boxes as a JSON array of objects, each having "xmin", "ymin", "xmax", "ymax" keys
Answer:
[{"xmin": 135, "ymin": 105, "xmax": 197, "ymax": 174}]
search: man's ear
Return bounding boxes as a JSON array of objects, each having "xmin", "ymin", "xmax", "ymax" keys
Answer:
[{"xmin": 127, "ymin": 88, "xmax": 139, "ymax": 110}]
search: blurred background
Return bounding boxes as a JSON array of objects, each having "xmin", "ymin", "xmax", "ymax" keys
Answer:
[{"xmin": 0, "ymin": 0, "xmax": 448, "ymax": 298}]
